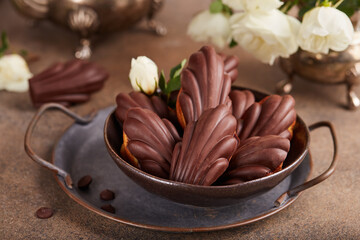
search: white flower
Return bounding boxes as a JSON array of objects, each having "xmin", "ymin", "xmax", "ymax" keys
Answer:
[
  {"xmin": 187, "ymin": 10, "xmax": 231, "ymax": 49},
  {"xmin": 129, "ymin": 56, "xmax": 159, "ymax": 95},
  {"xmin": 223, "ymin": 0, "xmax": 283, "ymax": 12},
  {"xmin": 0, "ymin": 54, "xmax": 32, "ymax": 92},
  {"xmin": 297, "ymin": 7, "xmax": 354, "ymax": 54},
  {"xmin": 230, "ymin": 9, "xmax": 300, "ymax": 65}
]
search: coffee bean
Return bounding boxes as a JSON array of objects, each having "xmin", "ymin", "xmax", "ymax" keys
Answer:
[
  {"xmin": 101, "ymin": 204, "xmax": 115, "ymax": 214},
  {"xmin": 100, "ymin": 189, "xmax": 115, "ymax": 201},
  {"xmin": 78, "ymin": 175, "xmax": 92, "ymax": 189},
  {"xmin": 36, "ymin": 207, "xmax": 54, "ymax": 219}
]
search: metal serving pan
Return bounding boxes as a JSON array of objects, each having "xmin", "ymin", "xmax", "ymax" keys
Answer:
[{"xmin": 24, "ymin": 100, "xmax": 337, "ymax": 232}]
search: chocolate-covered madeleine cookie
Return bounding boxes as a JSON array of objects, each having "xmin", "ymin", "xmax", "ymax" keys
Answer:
[
  {"xmin": 238, "ymin": 95, "xmax": 296, "ymax": 141},
  {"xmin": 229, "ymin": 90, "xmax": 255, "ymax": 135},
  {"xmin": 123, "ymin": 108, "xmax": 181, "ymax": 179},
  {"xmin": 176, "ymin": 46, "xmax": 232, "ymax": 128},
  {"xmin": 221, "ymin": 135, "xmax": 290, "ymax": 184},
  {"xmin": 219, "ymin": 53, "xmax": 239, "ymax": 83},
  {"xmin": 29, "ymin": 60, "xmax": 108, "ymax": 107},
  {"xmin": 170, "ymin": 104, "xmax": 239, "ymax": 186},
  {"xmin": 115, "ymin": 91, "xmax": 176, "ymax": 125}
]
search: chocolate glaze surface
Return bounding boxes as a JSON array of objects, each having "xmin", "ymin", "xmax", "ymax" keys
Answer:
[
  {"xmin": 177, "ymin": 46, "xmax": 232, "ymax": 127},
  {"xmin": 123, "ymin": 108, "xmax": 181, "ymax": 179},
  {"xmin": 238, "ymin": 95, "xmax": 296, "ymax": 141},
  {"xmin": 219, "ymin": 53, "xmax": 239, "ymax": 83},
  {"xmin": 221, "ymin": 135, "xmax": 290, "ymax": 184},
  {"xmin": 170, "ymin": 104, "xmax": 238, "ymax": 186},
  {"xmin": 115, "ymin": 91, "xmax": 176, "ymax": 125},
  {"xmin": 229, "ymin": 90, "xmax": 255, "ymax": 135},
  {"xmin": 29, "ymin": 60, "xmax": 108, "ymax": 107}
]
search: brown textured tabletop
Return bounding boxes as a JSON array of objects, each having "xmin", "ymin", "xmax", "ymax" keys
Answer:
[{"xmin": 1, "ymin": 1, "xmax": 359, "ymax": 239}]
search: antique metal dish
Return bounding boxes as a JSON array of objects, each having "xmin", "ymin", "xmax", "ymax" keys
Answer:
[
  {"xmin": 24, "ymin": 88, "xmax": 337, "ymax": 231},
  {"xmin": 277, "ymin": 32, "xmax": 360, "ymax": 110}
]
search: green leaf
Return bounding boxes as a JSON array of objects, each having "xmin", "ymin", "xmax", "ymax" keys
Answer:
[
  {"xmin": 298, "ymin": 0, "xmax": 360, "ymax": 19},
  {"xmin": 159, "ymin": 70, "xmax": 166, "ymax": 92},
  {"xmin": 229, "ymin": 39, "xmax": 238, "ymax": 48},
  {"xmin": 166, "ymin": 75, "xmax": 181, "ymax": 94},
  {"xmin": 169, "ymin": 58, "xmax": 187, "ymax": 79},
  {"xmin": 210, "ymin": 0, "xmax": 223, "ymax": 13},
  {"xmin": 336, "ymin": 0, "xmax": 360, "ymax": 17},
  {"xmin": 222, "ymin": 3, "xmax": 233, "ymax": 15},
  {"xmin": 298, "ymin": 0, "xmax": 317, "ymax": 19},
  {"xmin": 0, "ymin": 31, "xmax": 9, "ymax": 57}
]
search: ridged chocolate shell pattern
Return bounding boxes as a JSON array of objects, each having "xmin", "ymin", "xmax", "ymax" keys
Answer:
[
  {"xmin": 222, "ymin": 135, "xmax": 290, "ymax": 184},
  {"xmin": 115, "ymin": 91, "xmax": 173, "ymax": 124},
  {"xmin": 229, "ymin": 90, "xmax": 255, "ymax": 135},
  {"xmin": 219, "ymin": 53, "xmax": 239, "ymax": 83},
  {"xmin": 238, "ymin": 95, "xmax": 296, "ymax": 141},
  {"xmin": 170, "ymin": 104, "xmax": 239, "ymax": 186},
  {"xmin": 177, "ymin": 45, "xmax": 232, "ymax": 127},
  {"xmin": 29, "ymin": 60, "xmax": 108, "ymax": 107},
  {"xmin": 123, "ymin": 108, "xmax": 181, "ymax": 179}
]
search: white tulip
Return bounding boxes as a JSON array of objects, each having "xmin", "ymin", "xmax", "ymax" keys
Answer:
[
  {"xmin": 129, "ymin": 56, "xmax": 159, "ymax": 95},
  {"xmin": 187, "ymin": 10, "xmax": 231, "ymax": 49},
  {"xmin": 223, "ymin": 0, "xmax": 283, "ymax": 12},
  {"xmin": 0, "ymin": 54, "xmax": 32, "ymax": 92},
  {"xmin": 230, "ymin": 9, "xmax": 300, "ymax": 65},
  {"xmin": 297, "ymin": 7, "xmax": 354, "ymax": 54}
]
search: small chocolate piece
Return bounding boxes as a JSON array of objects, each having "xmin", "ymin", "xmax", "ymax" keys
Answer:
[
  {"xmin": 100, "ymin": 189, "xmax": 115, "ymax": 201},
  {"xmin": 238, "ymin": 95, "xmax": 296, "ymax": 141},
  {"xmin": 36, "ymin": 207, "xmax": 54, "ymax": 219},
  {"xmin": 170, "ymin": 104, "xmax": 239, "ymax": 186},
  {"xmin": 219, "ymin": 53, "xmax": 239, "ymax": 83},
  {"xmin": 123, "ymin": 108, "xmax": 181, "ymax": 178},
  {"xmin": 29, "ymin": 59, "xmax": 108, "ymax": 107},
  {"xmin": 221, "ymin": 135, "xmax": 290, "ymax": 184},
  {"xmin": 177, "ymin": 45, "xmax": 232, "ymax": 128},
  {"xmin": 77, "ymin": 175, "xmax": 92, "ymax": 189},
  {"xmin": 101, "ymin": 204, "xmax": 115, "ymax": 214}
]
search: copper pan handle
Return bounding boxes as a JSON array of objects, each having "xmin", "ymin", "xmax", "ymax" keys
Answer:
[
  {"xmin": 24, "ymin": 103, "xmax": 96, "ymax": 189},
  {"xmin": 275, "ymin": 121, "xmax": 338, "ymax": 206}
]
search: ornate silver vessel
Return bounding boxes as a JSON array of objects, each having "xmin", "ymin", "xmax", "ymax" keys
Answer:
[
  {"xmin": 11, "ymin": 0, "xmax": 166, "ymax": 59},
  {"xmin": 277, "ymin": 31, "xmax": 360, "ymax": 110}
]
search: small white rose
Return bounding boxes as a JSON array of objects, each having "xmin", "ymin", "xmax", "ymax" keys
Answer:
[
  {"xmin": 230, "ymin": 9, "xmax": 300, "ymax": 65},
  {"xmin": 187, "ymin": 10, "xmax": 231, "ymax": 49},
  {"xmin": 297, "ymin": 6, "xmax": 354, "ymax": 54},
  {"xmin": 223, "ymin": 0, "xmax": 283, "ymax": 12},
  {"xmin": 0, "ymin": 54, "xmax": 32, "ymax": 92},
  {"xmin": 129, "ymin": 56, "xmax": 159, "ymax": 95}
]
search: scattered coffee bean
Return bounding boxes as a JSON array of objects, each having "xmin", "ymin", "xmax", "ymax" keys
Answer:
[
  {"xmin": 101, "ymin": 204, "xmax": 115, "ymax": 214},
  {"xmin": 36, "ymin": 207, "xmax": 54, "ymax": 219},
  {"xmin": 100, "ymin": 189, "xmax": 115, "ymax": 201},
  {"xmin": 77, "ymin": 175, "xmax": 92, "ymax": 189}
]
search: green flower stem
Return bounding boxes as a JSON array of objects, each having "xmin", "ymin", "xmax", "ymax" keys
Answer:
[{"xmin": 333, "ymin": 0, "xmax": 345, "ymax": 8}]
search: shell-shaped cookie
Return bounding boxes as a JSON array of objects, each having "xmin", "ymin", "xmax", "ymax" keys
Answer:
[
  {"xmin": 115, "ymin": 91, "xmax": 176, "ymax": 125},
  {"xmin": 170, "ymin": 104, "xmax": 239, "ymax": 186},
  {"xmin": 229, "ymin": 90, "xmax": 255, "ymax": 135},
  {"xmin": 29, "ymin": 60, "xmax": 108, "ymax": 107},
  {"xmin": 176, "ymin": 45, "xmax": 232, "ymax": 128},
  {"xmin": 219, "ymin": 53, "xmax": 239, "ymax": 83},
  {"xmin": 123, "ymin": 108, "xmax": 181, "ymax": 179},
  {"xmin": 221, "ymin": 135, "xmax": 290, "ymax": 184},
  {"xmin": 238, "ymin": 95, "xmax": 296, "ymax": 141}
]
